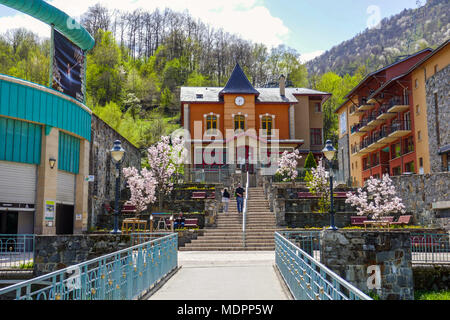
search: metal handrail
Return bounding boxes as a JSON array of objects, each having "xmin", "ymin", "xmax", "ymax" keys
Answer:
[
  {"xmin": 275, "ymin": 231, "xmax": 372, "ymax": 300},
  {"xmin": 0, "ymin": 233, "xmax": 178, "ymax": 300},
  {"xmin": 242, "ymin": 171, "xmax": 249, "ymax": 248}
]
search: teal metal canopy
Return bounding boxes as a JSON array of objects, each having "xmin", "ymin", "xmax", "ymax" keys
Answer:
[{"xmin": 0, "ymin": 0, "xmax": 95, "ymax": 51}]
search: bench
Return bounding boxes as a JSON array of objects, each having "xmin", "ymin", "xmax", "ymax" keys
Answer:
[
  {"xmin": 297, "ymin": 192, "xmax": 318, "ymax": 199},
  {"xmin": 121, "ymin": 201, "xmax": 136, "ymax": 214},
  {"xmin": 334, "ymin": 192, "xmax": 349, "ymax": 198},
  {"xmin": 391, "ymin": 215, "xmax": 412, "ymax": 226},
  {"xmin": 192, "ymin": 191, "xmax": 207, "ymax": 199},
  {"xmin": 351, "ymin": 216, "xmax": 367, "ymax": 226},
  {"xmin": 185, "ymin": 218, "xmax": 199, "ymax": 228}
]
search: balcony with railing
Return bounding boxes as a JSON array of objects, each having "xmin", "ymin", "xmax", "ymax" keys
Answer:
[
  {"xmin": 349, "ymin": 104, "xmax": 364, "ymax": 116},
  {"xmin": 350, "ymin": 122, "xmax": 367, "ymax": 137},
  {"xmin": 358, "ymin": 115, "xmax": 378, "ymax": 133},
  {"xmin": 358, "ymin": 103, "xmax": 376, "ymax": 111},
  {"xmin": 387, "ymin": 96, "xmax": 410, "ymax": 113},
  {"xmin": 387, "ymin": 120, "xmax": 412, "ymax": 139},
  {"xmin": 375, "ymin": 104, "xmax": 397, "ymax": 121}
]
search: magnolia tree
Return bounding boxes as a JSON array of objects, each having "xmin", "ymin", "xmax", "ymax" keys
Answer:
[
  {"xmin": 123, "ymin": 135, "xmax": 187, "ymax": 212},
  {"xmin": 276, "ymin": 149, "xmax": 302, "ymax": 182},
  {"xmin": 346, "ymin": 174, "xmax": 406, "ymax": 219},
  {"xmin": 305, "ymin": 158, "xmax": 332, "ymax": 213},
  {"xmin": 122, "ymin": 167, "xmax": 156, "ymax": 216}
]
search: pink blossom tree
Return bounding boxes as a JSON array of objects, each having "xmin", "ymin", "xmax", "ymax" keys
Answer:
[
  {"xmin": 276, "ymin": 149, "xmax": 302, "ymax": 182},
  {"xmin": 123, "ymin": 135, "xmax": 187, "ymax": 213},
  {"xmin": 146, "ymin": 135, "xmax": 186, "ymax": 210},
  {"xmin": 345, "ymin": 174, "xmax": 406, "ymax": 219},
  {"xmin": 122, "ymin": 167, "xmax": 156, "ymax": 216},
  {"xmin": 305, "ymin": 158, "xmax": 331, "ymax": 213}
]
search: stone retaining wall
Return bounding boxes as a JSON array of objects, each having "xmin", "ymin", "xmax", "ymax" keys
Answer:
[
  {"xmin": 89, "ymin": 114, "xmax": 142, "ymax": 230},
  {"xmin": 391, "ymin": 172, "xmax": 450, "ymax": 229},
  {"xmin": 33, "ymin": 234, "xmax": 132, "ymax": 276},
  {"xmin": 320, "ymin": 230, "xmax": 414, "ymax": 300},
  {"xmin": 263, "ymin": 178, "xmax": 356, "ymax": 227}
]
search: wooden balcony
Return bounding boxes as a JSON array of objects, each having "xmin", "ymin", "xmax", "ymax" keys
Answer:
[
  {"xmin": 387, "ymin": 104, "xmax": 410, "ymax": 113},
  {"xmin": 388, "ymin": 121, "xmax": 412, "ymax": 138},
  {"xmin": 358, "ymin": 104, "xmax": 376, "ymax": 111}
]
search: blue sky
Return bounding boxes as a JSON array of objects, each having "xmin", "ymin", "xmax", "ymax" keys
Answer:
[
  {"xmin": 0, "ymin": 0, "xmax": 420, "ymax": 62},
  {"xmin": 265, "ymin": 0, "xmax": 419, "ymax": 58}
]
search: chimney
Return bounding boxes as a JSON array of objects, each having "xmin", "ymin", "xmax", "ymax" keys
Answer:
[{"xmin": 279, "ymin": 75, "xmax": 286, "ymax": 96}]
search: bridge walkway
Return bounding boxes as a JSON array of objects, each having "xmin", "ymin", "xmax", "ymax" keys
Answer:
[{"xmin": 148, "ymin": 251, "xmax": 291, "ymax": 300}]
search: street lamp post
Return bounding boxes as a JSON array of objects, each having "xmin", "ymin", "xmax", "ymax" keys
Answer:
[
  {"xmin": 322, "ymin": 140, "xmax": 337, "ymax": 231},
  {"xmin": 110, "ymin": 140, "xmax": 125, "ymax": 234}
]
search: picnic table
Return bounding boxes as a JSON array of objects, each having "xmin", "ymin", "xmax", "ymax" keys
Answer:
[
  {"xmin": 363, "ymin": 220, "xmax": 391, "ymax": 230},
  {"xmin": 150, "ymin": 213, "xmax": 174, "ymax": 231}
]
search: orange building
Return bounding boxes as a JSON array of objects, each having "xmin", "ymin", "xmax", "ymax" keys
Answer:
[
  {"xmin": 180, "ymin": 63, "xmax": 331, "ymax": 177},
  {"xmin": 336, "ymin": 40, "xmax": 450, "ymax": 186}
]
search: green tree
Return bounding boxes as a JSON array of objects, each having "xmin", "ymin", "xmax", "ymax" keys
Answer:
[
  {"xmin": 304, "ymin": 152, "xmax": 317, "ymax": 169},
  {"xmin": 86, "ymin": 30, "xmax": 123, "ymax": 106}
]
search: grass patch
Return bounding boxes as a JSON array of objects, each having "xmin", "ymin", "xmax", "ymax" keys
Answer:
[{"xmin": 415, "ymin": 290, "xmax": 450, "ymax": 300}]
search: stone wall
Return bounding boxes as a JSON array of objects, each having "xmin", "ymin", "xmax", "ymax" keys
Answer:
[
  {"xmin": 413, "ymin": 265, "xmax": 450, "ymax": 292},
  {"xmin": 320, "ymin": 230, "xmax": 414, "ymax": 300},
  {"xmin": 391, "ymin": 172, "xmax": 450, "ymax": 228},
  {"xmin": 426, "ymin": 64, "xmax": 450, "ymax": 173},
  {"xmin": 263, "ymin": 178, "xmax": 356, "ymax": 227},
  {"xmin": 33, "ymin": 234, "xmax": 132, "ymax": 276},
  {"xmin": 89, "ymin": 114, "xmax": 142, "ymax": 231},
  {"xmin": 94, "ymin": 185, "xmax": 221, "ymax": 231}
]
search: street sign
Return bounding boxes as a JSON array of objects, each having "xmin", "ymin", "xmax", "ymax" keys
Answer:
[{"xmin": 85, "ymin": 175, "xmax": 95, "ymax": 182}]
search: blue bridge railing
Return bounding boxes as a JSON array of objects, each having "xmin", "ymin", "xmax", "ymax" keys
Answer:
[
  {"xmin": 275, "ymin": 231, "xmax": 372, "ymax": 300},
  {"xmin": 0, "ymin": 234, "xmax": 35, "ymax": 270},
  {"xmin": 0, "ymin": 233, "xmax": 177, "ymax": 300}
]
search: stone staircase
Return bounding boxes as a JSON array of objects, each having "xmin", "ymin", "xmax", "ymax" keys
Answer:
[{"xmin": 180, "ymin": 187, "xmax": 277, "ymax": 251}]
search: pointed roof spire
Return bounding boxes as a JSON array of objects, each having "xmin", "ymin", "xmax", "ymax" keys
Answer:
[{"xmin": 219, "ymin": 63, "xmax": 260, "ymax": 97}]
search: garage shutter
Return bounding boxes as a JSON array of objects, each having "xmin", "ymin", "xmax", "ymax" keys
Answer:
[
  {"xmin": 57, "ymin": 171, "xmax": 76, "ymax": 205},
  {"xmin": 0, "ymin": 161, "xmax": 37, "ymax": 204}
]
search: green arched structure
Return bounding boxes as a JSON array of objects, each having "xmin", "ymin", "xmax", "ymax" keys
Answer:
[{"xmin": 0, "ymin": 0, "xmax": 95, "ymax": 51}]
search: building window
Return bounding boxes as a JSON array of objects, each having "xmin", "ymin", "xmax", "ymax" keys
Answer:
[
  {"xmin": 310, "ymin": 128, "xmax": 322, "ymax": 146},
  {"xmin": 234, "ymin": 115, "xmax": 245, "ymax": 131},
  {"xmin": 392, "ymin": 166, "xmax": 401, "ymax": 176},
  {"xmin": 261, "ymin": 116, "xmax": 273, "ymax": 136},
  {"xmin": 415, "ymin": 79, "xmax": 419, "ymax": 88},
  {"xmin": 391, "ymin": 142, "xmax": 401, "ymax": 159},
  {"xmin": 314, "ymin": 103, "xmax": 321, "ymax": 113},
  {"xmin": 419, "ymin": 157, "xmax": 424, "ymax": 174},
  {"xmin": 434, "ymin": 64, "xmax": 438, "ymax": 74},
  {"xmin": 403, "ymin": 136, "xmax": 414, "ymax": 154},
  {"xmin": 363, "ymin": 157, "xmax": 370, "ymax": 171},
  {"xmin": 206, "ymin": 115, "xmax": 218, "ymax": 134},
  {"xmin": 404, "ymin": 111, "xmax": 411, "ymax": 130},
  {"xmin": 417, "ymin": 130, "xmax": 421, "ymax": 141},
  {"xmin": 416, "ymin": 105, "xmax": 420, "ymax": 115},
  {"xmin": 405, "ymin": 161, "xmax": 415, "ymax": 173}
]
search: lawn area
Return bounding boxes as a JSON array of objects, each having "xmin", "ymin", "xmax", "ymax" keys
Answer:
[{"xmin": 415, "ymin": 290, "xmax": 450, "ymax": 300}]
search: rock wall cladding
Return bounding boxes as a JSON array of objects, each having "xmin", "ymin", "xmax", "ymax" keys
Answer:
[
  {"xmin": 89, "ymin": 114, "xmax": 142, "ymax": 230},
  {"xmin": 391, "ymin": 172, "xmax": 450, "ymax": 227},
  {"xmin": 426, "ymin": 65, "xmax": 450, "ymax": 173}
]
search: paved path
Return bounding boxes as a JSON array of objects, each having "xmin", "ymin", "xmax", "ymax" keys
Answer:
[{"xmin": 148, "ymin": 251, "xmax": 291, "ymax": 300}]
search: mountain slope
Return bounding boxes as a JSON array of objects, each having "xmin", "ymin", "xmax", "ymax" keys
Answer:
[{"xmin": 306, "ymin": 0, "xmax": 450, "ymax": 76}]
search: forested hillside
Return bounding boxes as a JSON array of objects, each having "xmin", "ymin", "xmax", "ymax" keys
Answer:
[
  {"xmin": 0, "ymin": 3, "xmax": 396, "ymax": 148},
  {"xmin": 306, "ymin": 0, "xmax": 450, "ymax": 76}
]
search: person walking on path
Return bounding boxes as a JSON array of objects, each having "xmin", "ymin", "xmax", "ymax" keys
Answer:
[
  {"xmin": 235, "ymin": 183, "xmax": 245, "ymax": 214},
  {"xmin": 222, "ymin": 188, "xmax": 230, "ymax": 213}
]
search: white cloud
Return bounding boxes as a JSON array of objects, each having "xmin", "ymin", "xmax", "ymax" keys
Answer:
[
  {"xmin": 299, "ymin": 50, "xmax": 325, "ymax": 63},
  {"xmin": 0, "ymin": 0, "xmax": 290, "ymax": 49}
]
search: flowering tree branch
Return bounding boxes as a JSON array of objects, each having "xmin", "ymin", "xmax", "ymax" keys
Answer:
[{"xmin": 345, "ymin": 174, "xmax": 406, "ymax": 219}]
